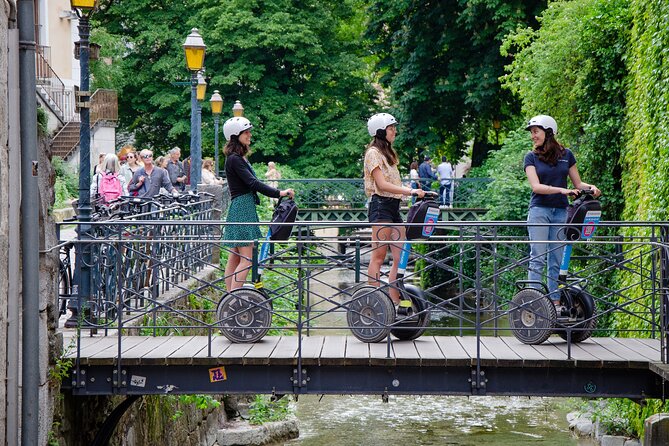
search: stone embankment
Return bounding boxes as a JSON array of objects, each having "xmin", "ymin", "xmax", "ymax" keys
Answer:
[{"xmin": 568, "ymin": 411, "xmax": 641, "ymax": 446}]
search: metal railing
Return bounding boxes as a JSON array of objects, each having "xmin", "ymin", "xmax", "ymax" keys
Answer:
[
  {"xmin": 272, "ymin": 178, "xmax": 492, "ymax": 209},
  {"xmin": 90, "ymin": 89, "xmax": 118, "ymax": 123},
  {"xmin": 36, "ymin": 45, "xmax": 75, "ymax": 121},
  {"xmin": 55, "ymin": 219, "xmax": 669, "ymax": 363}
]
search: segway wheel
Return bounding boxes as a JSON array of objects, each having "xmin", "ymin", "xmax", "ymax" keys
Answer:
[
  {"xmin": 509, "ymin": 288, "xmax": 556, "ymax": 345},
  {"xmin": 347, "ymin": 286, "xmax": 395, "ymax": 343},
  {"xmin": 391, "ymin": 284, "xmax": 431, "ymax": 341},
  {"xmin": 557, "ymin": 290, "xmax": 597, "ymax": 343},
  {"xmin": 217, "ymin": 288, "xmax": 272, "ymax": 343}
]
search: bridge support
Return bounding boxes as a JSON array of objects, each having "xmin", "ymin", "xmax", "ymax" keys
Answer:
[{"xmin": 91, "ymin": 395, "xmax": 142, "ymax": 446}]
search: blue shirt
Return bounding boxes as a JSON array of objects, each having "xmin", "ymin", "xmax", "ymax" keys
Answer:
[
  {"xmin": 524, "ymin": 149, "xmax": 576, "ymax": 209},
  {"xmin": 418, "ymin": 161, "xmax": 436, "ymax": 188}
]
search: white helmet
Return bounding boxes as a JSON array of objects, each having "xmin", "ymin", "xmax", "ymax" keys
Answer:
[
  {"xmin": 525, "ymin": 115, "xmax": 558, "ymax": 135},
  {"xmin": 223, "ymin": 117, "xmax": 253, "ymax": 141},
  {"xmin": 367, "ymin": 113, "xmax": 398, "ymax": 137}
]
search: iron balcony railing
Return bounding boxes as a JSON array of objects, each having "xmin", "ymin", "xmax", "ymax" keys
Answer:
[{"xmin": 54, "ymin": 218, "xmax": 669, "ymax": 365}]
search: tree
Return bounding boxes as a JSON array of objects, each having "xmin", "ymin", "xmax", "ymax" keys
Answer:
[
  {"xmin": 93, "ymin": 0, "xmax": 376, "ymax": 177},
  {"xmin": 501, "ymin": 0, "xmax": 631, "ymax": 220},
  {"xmin": 365, "ymin": 0, "xmax": 546, "ymax": 165}
]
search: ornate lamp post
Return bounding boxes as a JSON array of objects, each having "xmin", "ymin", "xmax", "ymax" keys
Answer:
[
  {"xmin": 66, "ymin": 0, "xmax": 97, "ymax": 328},
  {"xmin": 210, "ymin": 90, "xmax": 223, "ymax": 177},
  {"xmin": 232, "ymin": 100, "xmax": 244, "ymax": 117},
  {"xmin": 183, "ymin": 28, "xmax": 206, "ymax": 190}
]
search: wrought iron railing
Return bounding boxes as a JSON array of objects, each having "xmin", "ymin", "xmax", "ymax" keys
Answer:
[
  {"xmin": 36, "ymin": 45, "xmax": 76, "ymax": 121},
  {"xmin": 55, "ymin": 218, "xmax": 669, "ymax": 362},
  {"xmin": 272, "ymin": 178, "xmax": 492, "ymax": 209}
]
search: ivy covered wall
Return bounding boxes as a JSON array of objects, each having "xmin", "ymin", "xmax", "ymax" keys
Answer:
[{"xmin": 622, "ymin": 0, "xmax": 669, "ymax": 222}]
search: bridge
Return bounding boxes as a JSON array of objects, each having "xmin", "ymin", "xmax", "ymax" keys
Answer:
[
  {"xmin": 54, "ymin": 188, "xmax": 669, "ymax": 442},
  {"xmin": 272, "ymin": 178, "xmax": 490, "ymax": 221}
]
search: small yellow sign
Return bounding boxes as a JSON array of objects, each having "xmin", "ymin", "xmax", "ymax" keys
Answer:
[{"xmin": 209, "ymin": 367, "xmax": 227, "ymax": 383}]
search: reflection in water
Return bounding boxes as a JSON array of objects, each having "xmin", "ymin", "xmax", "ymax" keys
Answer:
[{"xmin": 287, "ymin": 395, "xmax": 595, "ymax": 446}]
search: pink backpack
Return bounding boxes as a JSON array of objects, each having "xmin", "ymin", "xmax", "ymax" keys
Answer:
[{"xmin": 99, "ymin": 172, "xmax": 123, "ymax": 203}]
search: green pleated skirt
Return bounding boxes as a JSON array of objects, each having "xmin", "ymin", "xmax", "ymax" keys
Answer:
[{"xmin": 223, "ymin": 193, "xmax": 262, "ymax": 247}]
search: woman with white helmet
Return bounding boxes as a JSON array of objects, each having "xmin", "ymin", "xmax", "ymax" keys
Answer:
[
  {"xmin": 364, "ymin": 113, "xmax": 426, "ymax": 305},
  {"xmin": 222, "ymin": 116, "xmax": 295, "ymax": 291},
  {"xmin": 524, "ymin": 114, "xmax": 600, "ymax": 302}
]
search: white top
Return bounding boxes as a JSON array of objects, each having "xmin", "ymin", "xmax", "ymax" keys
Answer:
[
  {"xmin": 201, "ymin": 169, "xmax": 222, "ymax": 185},
  {"xmin": 410, "ymin": 168, "xmax": 419, "ymax": 180},
  {"xmin": 437, "ymin": 162, "xmax": 453, "ymax": 185}
]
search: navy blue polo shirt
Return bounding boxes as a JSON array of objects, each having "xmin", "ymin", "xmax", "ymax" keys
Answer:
[{"xmin": 524, "ymin": 149, "xmax": 576, "ymax": 208}]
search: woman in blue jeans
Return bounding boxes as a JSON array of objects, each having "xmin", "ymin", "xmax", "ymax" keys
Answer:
[{"xmin": 524, "ymin": 115, "xmax": 600, "ymax": 302}]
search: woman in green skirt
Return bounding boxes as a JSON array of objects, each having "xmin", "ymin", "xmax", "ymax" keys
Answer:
[{"xmin": 222, "ymin": 117, "xmax": 294, "ymax": 291}]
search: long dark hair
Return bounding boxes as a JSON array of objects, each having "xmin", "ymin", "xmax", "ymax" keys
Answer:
[
  {"xmin": 533, "ymin": 129, "xmax": 565, "ymax": 166},
  {"xmin": 367, "ymin": 129, "xmax": 398, "ymax": 166},
  {"xmin": 224, "ymin": 135, "xmax": 249, "ymax": 157}
]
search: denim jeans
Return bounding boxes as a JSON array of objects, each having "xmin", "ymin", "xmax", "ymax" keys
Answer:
[{"xmin": 527, "ymin": 206, "xmax": 567, "ymax": 301}]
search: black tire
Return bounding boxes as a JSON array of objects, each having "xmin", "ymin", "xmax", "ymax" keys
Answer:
[
  {"xmin": 347, "ymin": 286, "xmax": 395, "ymax": 343},
  {"xmin": 391, "ymin": 284, "xmax": 431, "ymax": 341},
  {"xmin": 217, "ymin": 288, "xmax": 272, "ymax": 343},
  {"xmin": 509, "ymin": 288, "xmax": 557, "ymax": 345},
  {"xmin": 557, "ymin": 289, "xmax": 597, "ymax": 343}
]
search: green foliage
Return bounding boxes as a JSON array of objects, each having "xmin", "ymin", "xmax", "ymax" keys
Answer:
[
  {"xmin": 469, "ymin": 128, "xmax": 532, "ymax": 221},
  {"xmin": 49, "ymin": 339, "xmax": 75, "ymax": 386},
  {"xmin": 172, "ymin": 394, "xmax": 221, "ymax": 420},
  {"xmin": 95, "ymin": 0, "xmax": 375, "ymax": 177},
  {"xmin": 248, "ymin": 395, "xmax": 291, "ymax": 425},
  {"xmin": 52, "ymin": 157, "xmax": 79, "ymax": 201},
  {"xmin": 501, "ymin": 0, "xmax": 631, "ymax": 220},
  {"xmin": 37, "ymin": 106, "xmax": 48, "ymax": 137},
  {"xmin": 621, "ymin": 1, "xmax": 669, "ymax": 222},
  {"xmin": 366, "ymin": 0, "xmax": 546, "ymax": 162}
]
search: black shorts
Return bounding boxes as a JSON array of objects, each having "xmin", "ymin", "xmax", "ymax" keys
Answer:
[{"xmin": 368, "ymin": 195, "xmax": 403, "ymax": 223}]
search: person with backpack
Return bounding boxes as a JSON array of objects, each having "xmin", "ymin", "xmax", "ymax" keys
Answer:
[
  {"xmin": 90, "ymin": 153, "xmax": 128, "ymax": 204},
  {"xmin": 524, "ymin": 114, "xmax": 600, "ymax": 302},
  {"xmin": 364, "ymin": 113, "xmax": 426, "ymax": 305},
  {"xmin": 222, "ymin": 116, "xmax": 294, "ymax": 292}
]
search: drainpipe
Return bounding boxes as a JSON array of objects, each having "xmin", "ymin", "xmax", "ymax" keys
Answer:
[{"xmin": 17, "ymin": 0, "xmax": 41, "ymax": 444}]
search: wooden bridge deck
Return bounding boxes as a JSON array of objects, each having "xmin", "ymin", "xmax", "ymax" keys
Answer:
[
  {"xmin": 63, "ymin": 335, "xmax": 666, "ymax": 398},
  {"xmin": 67, "ymin": 335, "xmax": 661, "ymax": 368}
]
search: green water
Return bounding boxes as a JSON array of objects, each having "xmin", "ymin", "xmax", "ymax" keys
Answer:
[{"xmin": 286, "ymin": 395, "xmax": 594, "ymax": 445}]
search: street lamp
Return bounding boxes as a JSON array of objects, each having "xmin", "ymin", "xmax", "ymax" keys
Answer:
[
  {"xmin": 232, "ymin": 100, "xmax": 244, "ymax": 117},
  {"xmin": 210, "ymin": 90, "xmax": 223, "ymax": 177},
  {"xmin": 183, "ymin": 28, "xmax": 206, "ymax": 190},
  {"xmin": 66, "ymin": 0, "xmax": 97, "ymax": 328}
]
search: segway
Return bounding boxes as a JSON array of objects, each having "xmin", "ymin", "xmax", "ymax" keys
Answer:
[
  {"xmin": 510, "ymin": 190, "xmax": 601, "ymax": 344},
  {"xmin": 347, "ymin": 194, "xmax": 438, "ymax": 343},
  {"xmin": 216, "ymin": 198, "xmax": 298, "ymax": 343}
]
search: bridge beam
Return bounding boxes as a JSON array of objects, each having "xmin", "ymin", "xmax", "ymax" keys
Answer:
[{"xmin": 63, "ymin": 364, "xmax": 665, "ymax": 399}]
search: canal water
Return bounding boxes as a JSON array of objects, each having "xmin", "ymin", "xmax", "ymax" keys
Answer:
[
  {"xmin": 287, "ymin": 394, "xmax": 594, "ymax": 445},
  {"xmin": 290, "ymin": 242, "xmax": 593, "ymax": 445}
]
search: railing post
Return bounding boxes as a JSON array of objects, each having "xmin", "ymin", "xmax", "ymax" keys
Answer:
[{"xmin": 661, "ymin": 225, "xmax": 669, "ymax": 363}]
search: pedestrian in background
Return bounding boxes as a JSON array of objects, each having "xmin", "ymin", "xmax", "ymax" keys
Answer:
[
  {"xmin": 166, "ymin": 146, "xmax": 187, "ymax": 191},
  {"xmin": 437, "ymin": 156, "xmax": 453, "ymax": 207},
  {"xmin": 418, "ymin": 155, "xmax": 436, "ymax": 191},
  {"xmin": 128, "ymin": 149, "xmax": 177, "ymax": 198}
]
